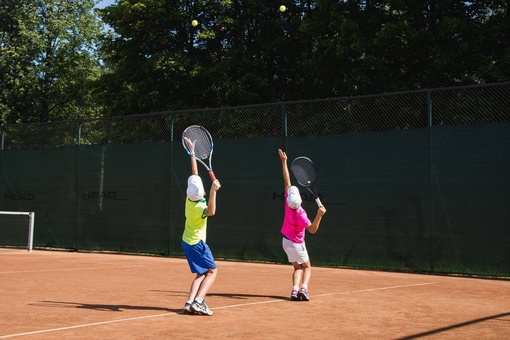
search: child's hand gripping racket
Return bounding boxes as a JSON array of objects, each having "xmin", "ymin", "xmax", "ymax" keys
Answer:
[
  {"xmin": 291, "ymin": 156, "xmax": 322, "ymax": 207},
  {"xmin": 182, "ymin": 125, "xmax": 217, "ymax": 181}
]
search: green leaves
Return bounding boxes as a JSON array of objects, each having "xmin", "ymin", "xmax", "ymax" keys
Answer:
[
  {"xmin": 2, "ymin": 0, "xmax": 508, "ymax": 121},
  {"xmin": 0, "ymin": 0, "xmax": 103, "ymax": 123}
]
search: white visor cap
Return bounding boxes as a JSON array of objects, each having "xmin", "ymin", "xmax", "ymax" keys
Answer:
[
  {"xmin": 187, "ymin": 175, "xmax": 205, "ymax": 201},
  {"xmin": 286, "ymin": 186, "xmax": 302, "ymax": 209}
]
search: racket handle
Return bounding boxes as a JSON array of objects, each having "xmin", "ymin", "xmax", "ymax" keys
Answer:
[
  {"xmin": 209, "ymin": 171, "xmax": 217, "ymax": 182},
  {"xmin": 315, "ymin": 197, "xmax": 322, "ymax": 207}
]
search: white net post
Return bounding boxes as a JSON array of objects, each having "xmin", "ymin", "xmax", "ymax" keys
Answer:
[{"xmin": 28, "ymin": 212, "xmax": 35, "ymax": 251}]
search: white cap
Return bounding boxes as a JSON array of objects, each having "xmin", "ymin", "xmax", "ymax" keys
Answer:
[
  {"xmin": 286, "ymin": 186, "xmax": 302, "ymax": 209},
  {"xmin": 187, "ymin": 175, "xmax": 204, "ymax": 201}
]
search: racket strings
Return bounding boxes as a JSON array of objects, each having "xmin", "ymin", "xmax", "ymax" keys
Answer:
[
  {"xmin": 183, "ymin": 129, "xmax": 212, "ymax": 160},
  {"xmin": 291, "ymin": 159, "xmax": 317, "ymax": 186}
]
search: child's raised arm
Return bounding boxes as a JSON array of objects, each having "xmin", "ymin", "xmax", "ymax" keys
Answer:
[
  {"xmin": 184, "ymin": 137, "xmax": 198, "ymax": 175},
  {"xmin": 307, "ymin": 205, "xmax": 326, "ymax": 234},
  {"xmin": 204, "ymin": 180, "xmax": 221, "ymax": 216},
  {"xmin": 278, "ymin": 149, "xmax": 291, "ymax": 191}
]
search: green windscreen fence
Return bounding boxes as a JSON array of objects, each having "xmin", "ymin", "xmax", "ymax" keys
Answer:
[{"xmin": 1, "ymin": 123, "xmax": 509, "ymax": 277}]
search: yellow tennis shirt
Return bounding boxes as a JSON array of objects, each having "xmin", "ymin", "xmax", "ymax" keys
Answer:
[{"xmin": 182, "ymin": 198, "xmax": 208, "ymax": 245}]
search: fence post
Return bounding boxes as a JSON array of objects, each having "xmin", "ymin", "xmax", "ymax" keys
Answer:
[
  {"xmin": 75, "ymin": 120, "xmax": 82, "ymax": 251},
  {"xmin": 168, "ymin": 112, "xmax": 174, "ymax": 256},
  {"xmin": 170, "ymin": 112, "xmax": 174, "ymax": 142},
  {"xmin": 78, "ymin": 119, "xmax": 82, "ymax": 145},
  {"xmin": 427, "ymin": 91, "xmax": 433, "ymax": 127},
  {"xmin": 427, "ymin": 90, "xmax": 435, "ymax": 271},
  {"xmin": 281, "ymin": 102, "xmax": 288, "ymax": 149},
  {"xmin": 0, "ymin": 126, "xmax": 3, "ymax": 210}
]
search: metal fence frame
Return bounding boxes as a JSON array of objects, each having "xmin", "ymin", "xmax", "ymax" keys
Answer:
[
  {"xmin": 1, "ymin": 82, "xmax": 509, "ymax": 277},
  {"xmin": 1, "ymin": 82, "xmax": 509, "ymax": 148}
]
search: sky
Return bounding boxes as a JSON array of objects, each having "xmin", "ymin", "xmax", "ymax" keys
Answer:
[{"xmin": 96, "ymin": 0, "xmax": 117, "ymax": 9}]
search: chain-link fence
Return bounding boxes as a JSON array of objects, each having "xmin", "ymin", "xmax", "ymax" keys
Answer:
[
  {"xmin": 2, "ymin": 83, "xmax": 509, "ymax": 148},
  {"xmin": 1, "ymin": 82, "xmax": 509, "ymax": 277}
]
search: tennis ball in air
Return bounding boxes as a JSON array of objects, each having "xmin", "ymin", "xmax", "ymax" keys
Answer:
[
  {"xmin": 279, "ymin": 5, "xmax": 286, "ymax": 12},
  {"xmin": 191, "ymin": 20, "xmax": 198, "ymax": 27}
]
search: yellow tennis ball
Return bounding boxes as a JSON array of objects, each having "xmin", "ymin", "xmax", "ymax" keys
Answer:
[
  {"xmin": 279, "ymin": 5, "xmax": 286, "ymax": 12},
  {"xmin": 191, "ymin": 20, "xmax": 198, "ymax": 27}
]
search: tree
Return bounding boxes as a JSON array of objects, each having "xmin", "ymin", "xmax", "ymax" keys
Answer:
[
  {"xmin": 0, "ymin": 0, "xmax": 103, "ymax": 124},
  {"xmin": 96, "ymin": 0, "xmax": 509, "ymax": 115}
]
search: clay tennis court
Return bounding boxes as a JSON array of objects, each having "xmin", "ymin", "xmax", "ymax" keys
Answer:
[{"xmin": 1, "ymin": 249, "xmax": 509, "ymax": 339}]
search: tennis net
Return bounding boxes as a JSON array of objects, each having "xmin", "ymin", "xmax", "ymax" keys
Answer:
[{"xmin": 0, "ymin": 211, "xmax": 35, "ymax": 251}]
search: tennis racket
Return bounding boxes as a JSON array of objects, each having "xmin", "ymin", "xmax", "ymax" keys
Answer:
[
  {"xmin": 291, "ymin": 156, "xmax": 322, "ymax": 207},
  {"xmin": 182, "ymin": 125, "xmax": 217, "ymax": 181}
]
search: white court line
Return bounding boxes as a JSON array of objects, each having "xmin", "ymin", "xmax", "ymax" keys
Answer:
[
  {"xmin": 0, "ymin": 265, "xmax": 144, "ymax": 275},
  {"xmin": 0, "ymin": 313, "xmax": 171, "ymax": 339},
  {"xmin": 314, "ymin": 281, "xmax": 437, "ymax": 298},
  {"xmin": 0, "ymin": 282, "xmax": 437, "ymax": 339}
]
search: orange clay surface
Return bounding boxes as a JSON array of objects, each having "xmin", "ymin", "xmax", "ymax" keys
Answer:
[{"xmin": 1, "ymin": 249, "xmax": 509, "ymax": 339}]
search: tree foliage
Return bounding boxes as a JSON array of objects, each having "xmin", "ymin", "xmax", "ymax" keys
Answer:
[
  {"xmin": 2, "ymin": 0, "xmax": 508, "ymax": 122},
  {"xmin": 96, "ymin": 0, "xmax": 509, "ymax": 116},
  {"xmin": 0, "ymin": 0, "xmax": 103, "ymax": 123}
]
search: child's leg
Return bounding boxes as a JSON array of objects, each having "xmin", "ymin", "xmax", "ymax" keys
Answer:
[
  {"xmin": 188, "ymin": 274, "xmax": 205, "ymax": 302},
  {"xmin": 291, "ymin": 262, "xmax": 303, "ymax": 289},
  {"xmin": 195, "ymin": 268, "xmax": 217, "ymax": 300},
  {"xmin": 301, "ymin": 261, "xmax": 312, "ymax": 288}
]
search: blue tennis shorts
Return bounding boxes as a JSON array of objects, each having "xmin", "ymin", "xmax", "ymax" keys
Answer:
[{"xmin": 182, "ymin": 240, "xmax": 217, "ymax": 275}]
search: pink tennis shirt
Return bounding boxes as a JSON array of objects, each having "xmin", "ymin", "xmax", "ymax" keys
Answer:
[{"xmin": 281, "ymin": 193, "xmax": 311, "ymax": 244}]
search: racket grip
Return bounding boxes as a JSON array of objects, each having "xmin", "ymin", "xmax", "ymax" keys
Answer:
[
  {"xmin": 209, "ymin": 171, "xmax": 217, "ymax": 182},
  {"xmin": 315, "ymin": 197, "xmax": 322, "ymax": 207}
]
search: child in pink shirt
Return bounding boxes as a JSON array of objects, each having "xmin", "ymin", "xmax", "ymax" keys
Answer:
[{"xmin": 278, "ymin": 149, "xmax": 326, "ymax": 301}]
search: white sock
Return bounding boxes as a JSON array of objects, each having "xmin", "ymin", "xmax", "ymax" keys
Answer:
[
  {"xmin": 186, "ymin": 300, "xmax": 193, "ymax": 304},
  {"xmin": 301, "ymin": 284, "xmax": 308, "ymax": 290},
  {"xmin": 292, "ymin": 285, "xmax": 299, "ymax": 292},
  {"xmin": 195, "ymin": 297, "xmax": 204, "ymax": 304}
]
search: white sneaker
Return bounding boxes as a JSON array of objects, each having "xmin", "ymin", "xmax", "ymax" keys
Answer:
[
  {"xmin": 298, "ymin": 288, "xmax": 310, "ymax": 301},
  {"xmin": 182, "ymin": 302, "xmax": 193, "ymax": 314},
  {"xmin": 191, "ymin": 300, "xmax": 213, "ymax": 316}
]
